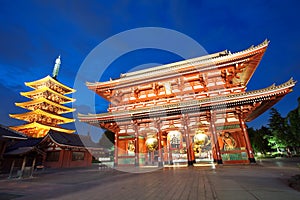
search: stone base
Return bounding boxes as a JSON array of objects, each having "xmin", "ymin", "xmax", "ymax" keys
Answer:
[
  {"xmin": 217, "ymin": 159, "xmax": 223, "ymax": 164},
  {"xmin": 188, "ymin": 160, "xmax": 194, "ymax": 166},
  {"xmin": 249, "ymin": 158, "xmax": 256, "ymax": 163}
]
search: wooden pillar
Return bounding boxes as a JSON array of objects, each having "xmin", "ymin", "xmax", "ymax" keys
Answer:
[
  {"xmin": 0, "ymin": 141, "xmax": 7, "ymax": 160},
  {"xmin": 19, "ymin": 156, "xmax": 27, "ymax": 179},
  {"xmin": 134, "ymin": 121, "xmax": 139, "ymax": 167},
  {"xmin": 151, "ymin": 151, "xmax": 154, "ymax": 165},
  {"xmin": 30, "ymin": 156, "xmax": 36, "ymax": 178},
  {"xmin": 239, "ymin": 114, "xmax": 256, "ymax": 163},
  {"xmin": 168, "ymin": 144, "xmax": 173, "ymax": 165},
  {"xmin": 60, "ymin": 149, "xmax": 65, "ymax": 168},
  {"xmin": 155, "ymin": 119, "xmax": 163, "ymax": 167},
  {"xmin": 183, "ymin": 114, "xmax": 194, "ymax": 166},
  {"xmin": 114, "ymin": 130, "xmax": 119, "ymax": 167},
  {"xmin": 189, "ymin": 143, "xmax": 195, "ymax": 163},
  {"xmin": 8, "ymin": 159, "xmax": 15, "ymax": 179},
  {"xmin": 210, "ymin": 111, "xmax": 222, "ymax": 164},
  {"xmin": 209, "ymin": 128, "xmax": 217, "ymax": 161}
]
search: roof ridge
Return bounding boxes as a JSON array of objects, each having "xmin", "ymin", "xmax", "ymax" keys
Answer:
[{"xmin": 87, "ymin": 40, "xmax": 269, "ymax": 88}]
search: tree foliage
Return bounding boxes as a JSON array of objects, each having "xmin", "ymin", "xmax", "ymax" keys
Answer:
[
  {"xmin": 267, "ymin": 108, "xmax": 290, "ymax": 150},
  {"xmin": 286, "ymin": 97, "xmax": 300, "ymax": 147},
  {"xmin": 249, "ymin": 97, "xmax": 300, "ymax": 154},
  {"xmin": 248, "ymin": 126, "xmax": 271, "ymax": 154}
]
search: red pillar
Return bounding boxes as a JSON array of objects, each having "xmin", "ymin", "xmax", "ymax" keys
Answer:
[
  {"xmin": 183, "ymin": 114, "xmax": 194, "ymax": 166},
  {"xmin": 134, "ymin": 122, "xmax": 139, "ymax": 167},
  {"xmin": 210, "ymin": 111, "xmax": 222, "ymax": 164},
  {"xmin": 239, "ymin": 114, "xmax": 255, "ymax": 163},
  {"xmin": 168, "ymin": 144, "xmax": 173, "ymax": 165},
  {"xmin": 155, "ymin": 119, "xmax": 163, "ymax": 167},
  {"xmin": 114, "ymin": 130, "xmax": 119, "ymax": 167}
]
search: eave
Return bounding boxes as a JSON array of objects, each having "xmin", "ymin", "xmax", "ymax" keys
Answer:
[
  {"xmin": 86, "ymin": 40, "xmax": 269, "ymax": 100},
  {"xmin": 15, "ymin": 97, "xmax": 75, "ymax": 114},
  {"xmin": 9, "ymin": 109, "xmax": 75, "ymax": 124},
  {"xmin": 20, "ymin": 86, "xmax": 75, "ymax": 104},
  {"xmin": 25, "ymin": 75, "xmax": 75, "ymax": 94},
  {"xmin": 79, "ymin": 78, "xmax": 296, "ymax": 125},
  {"xmin": 10, "ymin": 122, "xmax": 75, "ymax": 134}
]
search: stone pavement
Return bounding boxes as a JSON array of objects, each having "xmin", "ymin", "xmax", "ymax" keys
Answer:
[{"xmin": 0, "ymin": 158, "xmax": 299, "ymax": 200}]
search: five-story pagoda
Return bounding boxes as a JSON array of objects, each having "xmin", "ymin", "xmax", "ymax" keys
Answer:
[{"xmin": 10, "ymin": 56, "xmax": 76, "ymax": 138}]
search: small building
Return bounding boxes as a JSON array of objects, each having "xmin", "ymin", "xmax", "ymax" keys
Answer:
[
  {"xmin": 3, "ymin": 137, "xmax": 43, "ymax": 178},
  {"xmin": 3, "ymin": 131, "xmax": 100, "ymax": 178},
  {"xmin": 0, "ymin": 124, "xmax": 27, "ymax": 173},
  {"xmin": 39, "ymin": 131, "xmax": 95, "ymax": 168}
]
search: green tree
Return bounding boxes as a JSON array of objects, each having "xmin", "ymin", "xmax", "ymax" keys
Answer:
[
  {"xmin": 267, "ymin": 108, "xmax": 290, "ymax": 152},
  {"xmin": 286, "ymin": 97, "xmax": 300, "ymax": 152},
  {"xmin": 248, "ymin": 126, "xmax": 272, "ymax": 154}
]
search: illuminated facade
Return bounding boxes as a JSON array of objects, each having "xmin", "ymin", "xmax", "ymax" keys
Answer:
[
  {"xmin": 79, "ymin": 40, "xmax": 296, "ymax": 166},
  {"xmin": 10, "ymin": 56, "xmax": 76, "ymax": 138}
]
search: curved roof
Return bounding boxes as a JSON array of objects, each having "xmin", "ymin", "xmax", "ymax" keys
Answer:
[
  {"xmin": 79, "ymin": 78, "xmax": 296, "ymax": 124},
  {"xmin": 15, "ymin": 97, "xmax": 75, "ymax": 114},
  {"xmin": 20, "ymin": 86, "xmax": 75, "ymax": 104},
  {"xmin": 45, "ymin": 131, "xmax": 101, "ymax": 148},
  {"xmin": 25, "ymin": 75, "xmax": 75, "ymax": 94},
  {"xmin": 0, "ymin": 124, "xmax": 27, "ymax": 140},
  {"xmin": 10, "ymin": 122, "xmax": 75, "ymax": 134},
  {"xmin": 87, "ymin": 40, "xmax": 269, "ymax": 94},
  {"xmin": 9, "ymin": 109, "xmax": 75, "ymax": 124}
]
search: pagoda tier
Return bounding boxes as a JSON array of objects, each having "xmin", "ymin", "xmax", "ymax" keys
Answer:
[
  {"xmin": 10, "ymin": 109, "xmax": 74, "ymax": 125},
  {"xmin": 87, "ymin": 40, "xmax": 269, "ymax": 102},
  {"xmin": 25, "ymin": 75, "xmax": 75, "ymax": 95},
  {"xmin": 15, "ymin": 98, "xmax": 75, "ymax": 114},
  {"xmin": 10, "ymin": 56, "xmax": 76, "ymax": 138},
  {"xmin": 20, "ymin": 86, "xmax": 75, "ymax": 104},
  {"xmin": 10, "ymin": 122, "xmax": 75, "ymax": 138}
]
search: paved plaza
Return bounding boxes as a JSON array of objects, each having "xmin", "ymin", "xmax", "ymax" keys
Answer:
[{"xmin": 0, "ymin": 158, "xmax": 299, "ymax": 200}]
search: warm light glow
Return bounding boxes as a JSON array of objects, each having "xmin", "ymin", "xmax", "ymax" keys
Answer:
[
  {"xmin": 194, "ymin": 133, "xmax": 208, "ymax": 146},
  {"xmin": 146, "ymin": 137, "xmax": 158, "ymax": 151}
]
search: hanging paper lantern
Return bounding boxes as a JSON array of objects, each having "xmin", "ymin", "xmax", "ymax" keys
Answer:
[
  {"xmin": 146, "ymin": 137, "xmax": 158, "ymax": 151},
  {"xmin": 194, "ymin": 132, "xmax": 208, "ymax": 146}
]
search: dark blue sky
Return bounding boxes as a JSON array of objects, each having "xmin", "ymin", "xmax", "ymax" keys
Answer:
[{"xmin": 1, "ymin": 0, "xmax": 300, "ymax": 141}]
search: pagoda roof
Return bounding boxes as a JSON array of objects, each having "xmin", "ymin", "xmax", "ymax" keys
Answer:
[
  {"xmin": 9, "ymin": 109, "xmax": 75, "ymax": 124},
  {"xmin": 25, "ymin": 75, "xmax": 75, "ymax": 94},
  {"xmin": 10, "ymin": 122, "xmax": 75, "ymax": 134},
  {"xmin": 20, "ymin": 86, "xmax": 75, "ymax": 104},
  {"xmin": 0, "ymin": 124, "xmax": 27, "ymax": 140},
  {"xmin": 79, "ymin": 78, "xmax": 296, "ymax": 124},
  {"xmin": 15, "ymin": 97, "xmax": 75, "ymax": 114},
  {"xmin": 87, "ymin": 40, "xmax": 269, "ymax": 95}
]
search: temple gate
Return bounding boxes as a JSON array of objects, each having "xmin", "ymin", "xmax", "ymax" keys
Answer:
[{"xmin": 79, "ymin": 40, "xmax": 295, "ymax": 166}]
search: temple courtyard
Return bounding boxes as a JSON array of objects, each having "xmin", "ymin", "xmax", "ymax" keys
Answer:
[{"xmin": 0, "ymin": 157, "xmax": 299, "ymax": 200}]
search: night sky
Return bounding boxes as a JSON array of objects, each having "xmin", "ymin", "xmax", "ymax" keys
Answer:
[{"xmin": 1, "ymin": 0, "xmax": 299, "ymax": 142}]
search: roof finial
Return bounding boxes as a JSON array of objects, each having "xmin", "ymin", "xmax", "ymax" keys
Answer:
[{"xmin": 52, "ymin": 55, "xmax": 61, "ymax": 80}]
